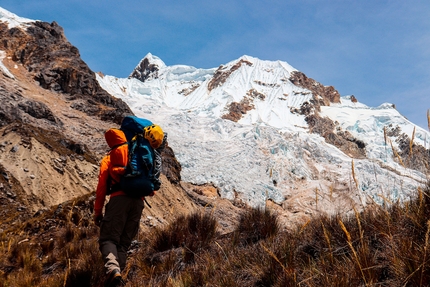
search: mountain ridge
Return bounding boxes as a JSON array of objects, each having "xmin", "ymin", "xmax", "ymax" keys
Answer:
[{"xmin": 99, "ymin": 52, "xmax": 429, "ymax": 213}]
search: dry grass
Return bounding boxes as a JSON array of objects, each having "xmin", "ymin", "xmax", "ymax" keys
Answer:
[
  {"xmin": 0, "ymin": 194, "xmax": 104, "ymax": 287},
  {"xmin": 351, "ymin": 160, "xmax": 359, "ymax": 189},
  {"xmin": 2, "ymin": 183, "xmax": 430, "ymax": 286}
]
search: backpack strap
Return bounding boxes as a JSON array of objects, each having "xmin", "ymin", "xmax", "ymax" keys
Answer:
[{"xmin": 143, "ymin": 197, "xmax": 152, "ymax": 208}]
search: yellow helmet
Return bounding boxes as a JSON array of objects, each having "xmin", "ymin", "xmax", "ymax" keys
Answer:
[{"xmin": 144, "ymin": 124, "xmax": 164, "ymax": 149}]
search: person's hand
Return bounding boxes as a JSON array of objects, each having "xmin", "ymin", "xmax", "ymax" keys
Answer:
[
  {"xmin": 148, "ymin": 191, "xmax": 156, "ymax": 197},
  {"xmin": 94, "ymin": 214, "xmax": 103, "ymax": 227}
]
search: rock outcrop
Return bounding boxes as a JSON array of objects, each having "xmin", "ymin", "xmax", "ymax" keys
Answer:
[
  {"xmin": 129, "ymin": 57, "xmax": 160, "ymax": 82},
  {"xmin": 0, "ymin": 21, "xmax": 132, "ymax": 125},
  {"xmin": 289, "ymin": 71, "xmax": 341, "ymax": 106}
]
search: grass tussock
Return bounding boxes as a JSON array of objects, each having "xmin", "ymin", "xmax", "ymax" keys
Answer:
[
  {"xmin": 2, "ymin": 182, "xmax": 430, "ymax": 286},
  {"xmin": 234, "ymin": 207, "xmax": 280, "ymax": 245},
  {"xmin": 151, "ymin": 212, "xmax": 218, "ymax": 254}
]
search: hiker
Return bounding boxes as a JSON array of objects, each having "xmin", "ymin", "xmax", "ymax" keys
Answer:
[
  {"xmin": 94, "ymin": 121, "xmax": 165, "ymax": 287},
  {"xmin": 93, "ymin": 128, "xmax": 144, "ymax": 287}
]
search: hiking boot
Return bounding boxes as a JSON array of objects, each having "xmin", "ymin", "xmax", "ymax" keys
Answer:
[{"xmin": 104, "ymin": 269, "xmax": 125, "ymax": 287}]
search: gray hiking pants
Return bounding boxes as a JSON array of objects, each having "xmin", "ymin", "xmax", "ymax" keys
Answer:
[{"xmin": 99, "ymin": 195, "xmax": 144, "ymax": 273}]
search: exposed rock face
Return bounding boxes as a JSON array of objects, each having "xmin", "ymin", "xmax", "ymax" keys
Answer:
[
  {"xmin": 384, "ymin": 125, "xmax": 429, "ymax": 172},
  {"xmin": 396, "ymin": 132, "xmax": 430, "ymax": 173},
  {"xmin": 129, "ymin": 57, "xmax": 160, "ymax": 82},
  {"xmin": 222, "ymin": 98, "xmax": 254, "ymax": 122},
  {"xmin": 0, "ymin": 76, "xmax": 63, "ymax": 132},
  {"xmin": 289, "ymin": 71, "xmax": 340, "ymax": 106},
  {"xmin": 18, "ymin": 99, "xmax": 62, "ymax": 125},
  {"xmin": 0, "ymin": 79, "xmax": 24, "ymax": 127},
  {"xmin": 222, "ymin": 88, "xmax": 266, "ymax": 122},
  {"xmin": 161, "ymin": 143, "xmax": 182, "ymax": 184},
  {"xmin": 0, "ymin": 21, "xmax": 132, "ymax": 125},
  {"xmin": 287, "ymin": 72, "xmax": 366, "ymax": 158},
  {"xmin": 305, "ymin": 114, "xmax": 366, "ymax": 158},
  {"xmin": 179, "ymin": 83, "xmax": 200, "ymax": 96},
  {"xmin": 3, "ymin": 122, "xmax": 97, "ymax": 163},
  {"xmin": 385, "ymin": 124, "xmax": 401, "ymax": 137},
  {"xmin": 290, "ymin": 101, "xmax": 314, "ymax": 116}
]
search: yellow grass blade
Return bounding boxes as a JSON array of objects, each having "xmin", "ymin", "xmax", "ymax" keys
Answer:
[
  {"xmin": 321, "ymin": 221, "xmax": 334, "ymax": 263},
  {"xmin": 260, "ymin": 242, "xmax": 291, "ymax": 274},
  {"xmin": 427, "ymin": 109, "xmax": 430, "ymax": 131},
  {"xmin": 409, "ymin": 126, "xmax": 415, "ymax": 157},
  {"xmin": 351, "ymin": 160, "xmax": 359, "ymax": 189},
  {"xmin": 418, "ymin": 187, "xmax": 423, "ymax": 214},
  {"xmin": 338, "ymin": 218, "xmax": 351, "ymax": 242},
  {"xmin": 383, "ymin": 126, "xmax": 387, "ymax": 145},
  {"xmin": 315, "ymin": 187, "xmax": 319, "ymax": 209},
  {"xmin": 354, "ymin": 207, "xmax": 364, "ymax": 243},
  {"xmin": 299, "ymin": 219, "xmax": 311, "ymax": 234}
]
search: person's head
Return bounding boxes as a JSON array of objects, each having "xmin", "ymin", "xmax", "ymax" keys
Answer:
[
  {"xmin": 104, "ymin": 128, "xmax": 127, "ymax": 148},
  {"xmin": 144, "ymin": 124, "xmax": 164, "ymax": 149}
]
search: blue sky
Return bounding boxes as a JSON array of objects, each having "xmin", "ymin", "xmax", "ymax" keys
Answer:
[{"xmin": 1, "ymin": 1, "xmax": 429, "ymax": 129}]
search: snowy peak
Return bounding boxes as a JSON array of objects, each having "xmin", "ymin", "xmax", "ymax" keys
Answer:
[
  {"xmin": 104, "ymin": 54, "xmax": 369, "ymax": 132},
  {"xmin": 129, "ymin": 53, "xmax": 166, "ymax": 82}
]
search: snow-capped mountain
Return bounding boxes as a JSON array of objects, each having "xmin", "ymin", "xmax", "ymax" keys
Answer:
[
  {"xmin": 97, "ymin": 53, "xmax": 430, "ymax": 211},
  {"xmin": 1, "ymin": 4, "xmax": 428, "ymax": 217}
]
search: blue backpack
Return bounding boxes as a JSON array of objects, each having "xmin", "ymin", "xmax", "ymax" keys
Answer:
[{"xmin": 119, "ymin": 116, "xmax": 162, "ymax": 197}]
